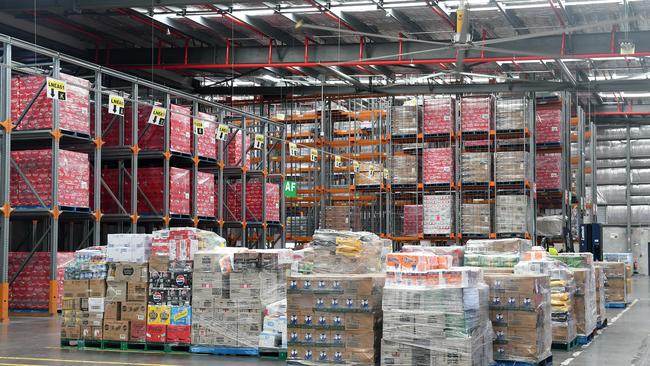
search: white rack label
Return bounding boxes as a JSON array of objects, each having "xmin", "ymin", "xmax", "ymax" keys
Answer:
[
  {"xmin": 46, "ymin": 77, "xmax": 66, "ymax": 101},
  {"xmin": 369, "ymin": 164, "xmax": 375, "ymax": 177},
  {"xmin": 148, "ymin": 106, "xmax": 167, "ymax": 126},
  {"xmin": 108, "ymin": 94, "xmax": 124, "ymax": 116},
  {"xmin": 310, "ymin": 148, "xmax": 318, "ymax": 162},
  {"xmin": 289, "ymin": 142, "xmax": 298, "ymax": 157},
  {"xmin": 193, "ymin": 119, "xmax": 204, "ymax": 135},
  {"xmin": 253, "ymin": 134, "xmax": 265, "ymax": 149},
  {"xmin": 216, "ymin": 124, "xmax": 229, "ymax": 141},
  {"xmin": 334, "ymin": 155, "xmax": 342, "ymax": 168}
]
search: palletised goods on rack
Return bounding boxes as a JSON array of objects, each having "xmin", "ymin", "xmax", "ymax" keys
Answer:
[
  {"xmin": 320, "ymin": 206, "xmax": 360, "ymax": 231},
  {"xmin": 355, "ymin": 162, "xmax": 384, "ymax": 186},
  {"xmin": 382, "ymin": 256, "xmax": 493, "ymax": 366},
  {"xmin": 12, "ymin": 73, "xmax": 91, "ymax": 134},
  {"xmin": 495, "ymin": 98, "xmax": 527, "ymax": 131},
  {"xmin": 195, "ymin": 112, "xmax": 217, "ymax": 160},
  {"xmin": 461, "ymin": 96, "xmax": 492, "ymax": 132},
  {"xmin": 536, "ymin": 105, "xmax": 561, "ymax": 144},
  {"xmin": 195, "ymin": 172, "xmax": 215, "ymax": 217},
  {"xmin": 423, "ymin": 148, "xmax": 453, "ymax": 184},
  {"xmin": 423, "ymin": 195, "xmax": 454, "ymax": 235},
  {"xmin": 391, "ymin": 105, "xmax": 419, "ymax": 135},
  {"xmin": 387, "ymin": 154, "xmax": 418, "ymax": 185},
  {"xmin": 461, "ymin": 203, "xmax": 490, "ymax": 236},
  {"xmin": 402, "ymin": 205, "xmax": 423, "ymax": 236},
  {"xmin": 423, "ymin": 97, "xmax": 454, "ymax": 135},
  {"xmin": 461, "ymin": 152, "xmax": 490, "ymax": 183},
  {"xmin": 11, "ymin": 149, "xmax": 89, "ymax": 208},
  {"xmin": 495, "ymin": 151, "xmax": 529, "ymax": 183},
  {"xmin": 536, "ymin": 153, "xmax": 561, "ymax": 190},
  {"xmin": 9, "ymin": 252, "xmax": 74, "ymax": 311},
  {"xmin": 484, "ymin": 273, "xmax": 552, "ymax": 363},
  {"xmin": 226, "ymin": 130, "xmax": 251, "ymax": 168},
  {"xmin": 495, "ymin": 195, "xmax": 529, "ymax": 234},
  {"xmin": 224, "ymin": 181, "xmax": 280, "ymax": 222}
]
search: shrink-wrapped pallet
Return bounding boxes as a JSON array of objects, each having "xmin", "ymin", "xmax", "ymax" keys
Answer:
[
  {"xmin": 461, "ymin": 203, "xmax": 490, "ymax": 235},
  {"xmin": 495, "ymin": 151, "xmax": 528, "ymax": 183},
  {"xmin": 423, "ymin": 195, "xmax": 454, "ymax": 235},
  {"xmin": 495, "ymin": 98, "xmax": 527, "ymax": 131},
  {"xmin": 391, "ymin": 105, "xmax": 419, "ymax": 135},
  {"xmin": 495, "ymin": 195, "xmax": 528, "ymax": 234}
]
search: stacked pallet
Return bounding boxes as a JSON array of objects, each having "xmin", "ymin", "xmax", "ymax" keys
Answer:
[{"xmin": 423, "ymin": 97, "xmax": 454, "ymax": 134}]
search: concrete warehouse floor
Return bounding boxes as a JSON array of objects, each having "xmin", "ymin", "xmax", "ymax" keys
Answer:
[{"xmin": 0, "ymin": 277, "xmax": 648, "ymax": 366}]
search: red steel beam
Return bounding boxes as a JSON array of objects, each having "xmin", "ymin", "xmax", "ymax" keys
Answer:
[
  {"xmin": 547, "ymin": 0, "xmax": 566, "ymax": 27},
  {"xmin": 204, "ymin": 4, "xmax": 270, "ymax": 39},
  {"xmin": 304, "ymin": 0, "xmax": 356, "ymax": 31},
  {"xmin": 115, "ymin": 51, "xmax": 650, "ymax": 70}
]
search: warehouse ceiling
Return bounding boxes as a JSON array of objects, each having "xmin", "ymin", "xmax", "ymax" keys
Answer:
[{"xmin": 2, "ymin": 0, "xmax": 650, "ymax": 107}]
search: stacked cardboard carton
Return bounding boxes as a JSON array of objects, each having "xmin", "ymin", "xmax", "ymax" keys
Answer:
[
  {"xmin": 11, "ymin": 149, "xmax": 89, "ymax": 208},
  {"xmin": 495, "ymin": 98, "xmax": 526, "ymax": 131},
  {"xmin": 423, "ymin": 148, "xmax": 453, "ymax": 184},
  {"xmin": 226, "ymin": 130, "xmax": 251, "ymax": 168},
  {"xmin": 495, "ymin": 151, "xmax": 528, "ymax": 183},
  {"xmin": 402, "ymin": 205, "xmax": 423, "ymax": 236},
  {"xmin": 423, "ymin": 195, "xmax": 454, "ymax": 235},
  {"xmin": 11, "ymin": 73, "xmax": 91, "ymax": 134},
  {"xmin": 195, "ymin": 112, "xmax": 217, "ymax": 160},
  {"xmin": 104, "ymin": 262, "xmax": 149, "ymax": 342},
  {"xmin": 61, "ymin": 248, "xmax": 108, "ymax": 341},
  {"xmin": 485, "ymin": 274, "xmax": 551, "ymax": 363},
  {"xmin": 400, "ymin": 245, "xmax": 465, "ymax": 267},
  {"xmin": 355, "ymin": 163, "xmax": 383, "ymax": 186},
  {"xmin": 461, "ymin": 152, "xmax": 490, "ymax": 183},
  {"xmin": 192, "ymin": 249, "xmax": 290, "ymax": 350},
  {"xmin": 423, "ymin": 97, "xmax": 454, "ymax": 135},
  {"xmin": 536, "ymin": 153, "xmax": 561, "ymax": 190},
  {"xmin": 288, "ymin": 273, "xmax": 385, "ymax": 364},
  {"xmin": 461, "ymin": 96, "xmax": 492, "ymax": 132},
  {"xmin": 309, "ymin": 230, "xmax": 385, "ymax": 275},
  {"xmin": 225, "ymin": 181, "xmax": 280, "ymax": 222},
  {"xmin": 595, "ymin": 261, "xmax": 628, "ymax": 304},
  {"xmin": 391, "ymin": 105, "xmax": 419, "ymax": 135},
  {"xmin": 387, "ymin": 154, "xmax": 418, "ymax": 185},
  {"xmin": 495, "ymin": 195, "xmax": 528, "ymax": 234},
  {"xmin": 536, "ymin": 105, "xmax": 561, "ymax": 144},
  {"xmin": 382, "ymin": 256, "xmax": 493, "ymax": 366},
  {"xmin": 9, "ymin": 252, "xmax": 74, "ymax": 310},
  {"xmin": 321, "ymin": 206, "xmax": 360, "ymax": 231},
  {"xmin": 195, "ymin": 172, "xmax": 215, "ymax": 217},
  {"xmin": 594, "ymin": 266, "xmax": 606, "ymax": 324},
  {"xmin": 515, "ymin": 259, "xmax": 577, "ymax": 344},
  {"xmin": 465, "ymin": 239, "xmax": 531, "ymax": 268},
  {"xmin": 461, "ymin": 203, "xmax": 490, "ymax": 235}
]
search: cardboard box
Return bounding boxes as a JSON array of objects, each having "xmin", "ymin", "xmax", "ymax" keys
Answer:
[
  {"xmin": 106, "ymin": 234, "xmax": 152, "ymax": 263},
  {"xmin": 108, "ymin": 263, "xmax": 148, "ymax": 282},
  {"xmin": 61, "ymin": 325, "xmax": 80, "ymax": 339},
  {"xmin": 106, "ymin": 281, "xmax": 127, "ymax": 302},
  {"xmin": 103, "ymin": 320, "xmax": 130, "ymax": 341},
  {"xmin": 63, "ymin": 280, "xmax": 88, "ymax": 298},
  {"xmin": 62, "ymin": 297, "xmax": 81, "ymax": 310},
  {"xmin": 88, "ymin": 280, "xmax": 106, "ymax": 297},
  {"xmin": 121, "ymin": 302, "xmax": 147, "ymax": 322},
  {"xmin": 167, "ymin": 324, "xmax": 191, "ymax": 343},
  {"xmin": 87, "ymin": 297, "xmax": 105, "ymax": 313},
  {"xmin": 81, "ymin": 325, "xmax": 103, "ymax": 340},
  {"xmin": 127, "ymin": 281, "xmax": 148, "ymax": 302},
  {"xmin": 147, "ymin": 305, "xmax": 171, "ymax": 325},
  {"xmin": 130, "ymin": 320, "xmax": 147, "ymax": 342},
  {"xmin": 104, "ymin": 301, "xmax": 121, "ymax": 320},
  {"xmin": 146, "ymin": 324, "xmax": 167, "ymax": 343},
  {"xmin": 171, "ymin": 306, "xmax": 192, "ymax": 325}
]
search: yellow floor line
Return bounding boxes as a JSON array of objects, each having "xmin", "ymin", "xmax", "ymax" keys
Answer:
[
  {"xmin": 47, "ymin": 347, "xmax": 201, "ymax": 356},
  {"xmin": 0, "ymin": 363, "xmax": 44, "ymax": 366},
  {"xmin": 0, "ymin": 357, "xmax": 179, "ymax": 366}
]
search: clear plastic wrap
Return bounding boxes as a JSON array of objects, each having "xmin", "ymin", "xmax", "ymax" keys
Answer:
[
  {"xmin": 594, "ymin": 266, "xmax": 606, "ymax": 324},
  {"xmin": 392, "ymin": 105, "xmax": 420, "ymax": 135},
  {"xmin": 464, "ymin": 239, "xmax": 532, "ymax": 268},
  {"xmin": 461, "ymin": 152, "xmax": 490, "ymax": 183},
  {"xmin": 400, "ymin": 245, "xmax": 465, "ymax": 266},
  {"xmin": 320, "ymin": 206, "xmax": 360, "ymax": 231},
  {"xmin": 423, "ymin": 195, "xmax": 454, "ymax": 235},
  {"xmin": 461, "ymin": 203, "xmax": 490, "ymax": 235},
  {"xmin": 356, "ymin": 162, "xmax": 383, "ymax": 186},
  {"xmin": 514, "ymin": 260, "xmax": 577, "ymax": 344},
  {"xmin": 603, "ymin": 253, "xmax": 634, "ymax": 264},
  {"xmin": 495, "ymin": 151, "xmax": 529, "ymax": 182},
  {"xmin": 495, "ymin": 195, "xmax": 529, "ymax": 234},
  {"xmin": 403, "ymin": 205, "xmax": 423, "ymax": 236},
  {"xmin": 495, "ymin": 98, "xmax": 526, "ymax": 131},
  {"xmin": 536, "ymin": 215, "xmax": 563, "ymax": 238},
  {"xmin": 388, "ymin": 154, "xmax": 418, "ymax": 185},
  {"xmin": 287, "ymin": 273, "xmax": 385, "ymax": 365},
  {"xmin": 308, "ymin": 230, "xmax": 384, "ymax": 274},
  {"xmin": 461, "ymin": 96, "xmax": 492, "ymax": 132},
  {"xmin": 423, "ymin": 148, "xmax": 453, "ymax": 184},
  {"xmin": 594, "ymin": 261, "xmax": 629, "ymax": 304},
  {"xmin": 423, "ymin": 97, "xmax": 454, "ymax": 134},
  {"xmin": 484, "ymin": 274, "xmax": 552, "ymax": 363},
  {"xmin": 605, "ymin": 205, "xmax": 650, "ymax": 225},
  {"xmin": 191, "ymin": 248, "xmax": 291, "ymax": 349},
  {"xmin": 381, "ymin": 262, "xmax": 493, "ymax": 366}
]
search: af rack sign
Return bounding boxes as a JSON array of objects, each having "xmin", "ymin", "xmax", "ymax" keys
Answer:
[{"xmin": 46, "ymin": 77, "xmax": 66, "ymax": 101}]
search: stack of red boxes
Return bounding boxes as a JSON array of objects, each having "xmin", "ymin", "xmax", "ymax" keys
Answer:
[
  {"xmin": 103, "ymin": 104, "xmax": 192, "ymax": 154},
  {"xmin": 225, "ymin": 130, "xmax": 251, "ymax": 167},
  {"xmin": 403, "ymin": 204, "xmax": 423, "ymax": 236},
  {"xmin": 195, "ymin": 112, "xmax": 217, "ymax": 160},
  {"xmin": 536, "ymin": 153, "xmax": 561, "ymax": 190},
  {"xmin": 225, "ymin": 181, "xmax": 280, "ymax": 222},
  {"xmin": 8, "ymin": 252, "xmax": 74, "ymax": 310},
  {"xmin": 195, "ymin": 171, "xmax": 215, "ymax": 217},
  {"xmin": 11, "ymin": 149, "xmax": 89, "ymax": 208},
  {"xmin": 423, "ymin": 147, "xmax": 453, "ymax": 184},
  {"xmin": 461, "ymin": 96, "xmax": 492, "ymax": 132},
  {"xmin": 11, "ymin": 73, "xmax": 90, "ymax": 134},
  {"xmin": 101, "ymin": 167, "xmax": 190, "ymax": 215},
  {"xmin": 423, "ymin": 97, "xmax": 454, "ymax": 134},
  {"xmin": 536, "ymin": 105, "xmax": 561, "ymax": 144}
]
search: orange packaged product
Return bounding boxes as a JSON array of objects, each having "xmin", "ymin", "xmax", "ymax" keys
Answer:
[{"xmin": 436, "ymin": 255, "xmax": 453, "ymax": 269}]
